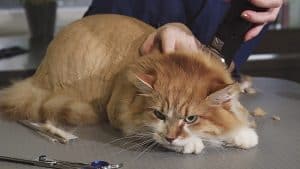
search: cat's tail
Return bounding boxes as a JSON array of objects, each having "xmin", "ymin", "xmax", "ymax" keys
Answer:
[
  {"xmin": 0, "ymin": 78, "xmax": 49, "ymax": 121},
  {"xmin": 0, "ymin": 78, "xmax": 99, "ymax": 125}
]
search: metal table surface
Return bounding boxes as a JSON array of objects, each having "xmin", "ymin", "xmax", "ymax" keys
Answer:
[{"xmin": 0, "ymin": 77, "xmax": 299, "ymax": 169}]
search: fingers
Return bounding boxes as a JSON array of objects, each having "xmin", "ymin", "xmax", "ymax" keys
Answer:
[
  {"xmin": 140, "ymin": 28, "xmax": 177, "ymax": 55},
  {"xmin": 176, "ymin": 36, "xmax": 201, "ymax": 52},
  {"xmin": 161, "ymin": 30, "xmax": 176, "ymax": 53},
  {"xmin": 242, "ymin": 0, "xmax": 282, "ymax": 23},
  {"xmin": 241, "ymin": 7, "xmax": 280, "ymax": 24},
  {"xmin": 249, "ymin": 0, "xmax": 283, "ymax": 8},
  {"xmin": 140, "ymin": 24, "xmax": 202, "ymax": 55},
  {"xmin": 244, "ymin": 24, "xmax": 265, "ymax": 41},
  {"xmin": 161, "ymin": 30, "xmax": 201, "ymax": 53}
]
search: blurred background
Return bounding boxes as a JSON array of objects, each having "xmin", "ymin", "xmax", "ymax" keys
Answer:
[{"xmin": 0, "ymin": 0, "xmax": 299, "ymax": 85}]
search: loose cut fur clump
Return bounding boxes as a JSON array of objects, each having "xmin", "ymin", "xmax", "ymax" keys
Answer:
[{"xmin": 0, "ymin": 14, "xmax": 258, "ymax": 153}]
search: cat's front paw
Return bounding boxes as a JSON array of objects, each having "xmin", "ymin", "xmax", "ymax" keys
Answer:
[
  {"xmin": 228, "ymin": 127, "xmax": 258, "ymax": 149},
  {"xmin": 173, "ymin": 137, "xmax": 204, "ymax": 154}
]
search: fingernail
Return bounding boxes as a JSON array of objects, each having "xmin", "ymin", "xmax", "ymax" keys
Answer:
[{"xmin": 241, "ymin": 13, "xmax": 249, "ymax": 18}]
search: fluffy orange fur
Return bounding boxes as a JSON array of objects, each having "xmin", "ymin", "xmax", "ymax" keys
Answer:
[{"xmin": 0, "ymin": 14, "xmax": 257, "ymax": 153}]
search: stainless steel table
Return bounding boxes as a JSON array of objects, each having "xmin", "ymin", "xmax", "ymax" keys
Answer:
[{"xmin": 0, "ymin": 77, "xmax": 299, "ymax": 169}]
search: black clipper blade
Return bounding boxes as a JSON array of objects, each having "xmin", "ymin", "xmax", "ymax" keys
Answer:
[{"xmin": 209, "ymin": 0, "xmax": 267, "ymax": 66}]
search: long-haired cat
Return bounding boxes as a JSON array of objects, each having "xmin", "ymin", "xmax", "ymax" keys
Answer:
[{"xmin": 0, "ymin": 14, "xmax": 257, "ymax": 154}]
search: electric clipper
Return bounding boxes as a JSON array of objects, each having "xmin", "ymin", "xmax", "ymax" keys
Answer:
[{"xmin": 208, "ymin": 0, "xmax": 267, "ymax": 66}]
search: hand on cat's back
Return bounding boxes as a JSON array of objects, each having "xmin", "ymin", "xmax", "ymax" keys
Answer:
[{"xmin": 140, "ymin": 23, "xmax": 202, "ymax": 55}]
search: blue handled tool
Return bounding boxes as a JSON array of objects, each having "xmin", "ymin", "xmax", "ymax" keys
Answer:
[{"xmin": 0, "ymin": 155, "xmax": 123, "ymax": 169}]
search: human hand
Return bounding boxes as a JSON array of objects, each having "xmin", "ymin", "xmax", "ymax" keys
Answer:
[
  {"xmin": 241, "ymin": 0, "xmax": 283, "ymax": 41},
  {"xmin": 140, "ymin": 23, "xmax": 202, "ymax": 55}
]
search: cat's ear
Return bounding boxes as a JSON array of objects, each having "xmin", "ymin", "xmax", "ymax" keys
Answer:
[
  {"xmin": 135, "ymin": 73, "xmax": 156, "ymax": 92},
  {"xmin": 205, "ymin": 83, "xmax": 240, "ymax": 106}
]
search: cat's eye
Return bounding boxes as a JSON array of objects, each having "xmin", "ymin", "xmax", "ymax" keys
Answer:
[
  {"xmin": 153, "ymin": 110, "xmax": 166, "ymax": 120},
  {"xmin": 184, "ymin": 115, "xmax": 198, "ymax": 124}
]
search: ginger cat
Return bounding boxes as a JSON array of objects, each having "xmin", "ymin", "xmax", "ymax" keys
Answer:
[{"xmin": 0, "ymin": 14, "xmax": 257, "ymax": 154}]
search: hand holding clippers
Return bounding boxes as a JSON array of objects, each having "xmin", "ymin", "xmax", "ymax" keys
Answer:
[{"xmin": 208, "ymin": 0, "xmax": 267, "ymax": 66}]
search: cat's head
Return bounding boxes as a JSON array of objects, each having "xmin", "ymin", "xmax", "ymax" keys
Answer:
[{"xmin": 125, "ymin": 52, "xmax": 249, "ymax": 150}]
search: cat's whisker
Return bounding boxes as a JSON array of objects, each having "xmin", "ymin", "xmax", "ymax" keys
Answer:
[
  {"xmin": 137, "ymin": 124, "xmax": 154, "ymax": 130},
  {"xmin": 104, "ymin": 127, "xmax": 155, "ymax": 148},
  {"xmin": 132, "ymin": 133, "xmax": 154, "ymax": 137},
  {"xmin": 134, "ymin": 140, "xmax": 155, "ymax": 152},
  {"xmin": 136, "ymin": 141, "xmax": 158, "ymax": 153},
  {"xmin": 133, "ymin": 142, "xmax": 157, "ymax": 161},
  {"xmin": 132, "ymin": 129, "xmax": 154, "ymax": 134},
  {"xmin": 115, "ymin": 138, "xmax": 154, "ymax": 155},
  {"xmin": 104, "ymin": 134, "xmax": 149, "ymax": 145},
  {"xmin": 105, "ymin": 136, "xmax": 139, "ymax": 145},
  {"xmin": 124, "ymin": 138, "xmax": 155, "ymax": 150},
  {"xmin": 131, "ymin": 130, "xmax": 155, "ymax": 137},
  {"xmin": 130, "ymin": 125, "xmax": 153, "ymax": 133},
  {"xmin": 120, "ymin": 135, "xmax": 150, "ymax": 147}
]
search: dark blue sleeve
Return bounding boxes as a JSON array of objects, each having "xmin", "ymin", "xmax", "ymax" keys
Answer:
[
  {"xmin": 84, "ymin": 0, "xmax": 267, "ymax": 72},
  {"xmin": 84, "ymin": 0, "xmax": 200, "ymax": 28}
]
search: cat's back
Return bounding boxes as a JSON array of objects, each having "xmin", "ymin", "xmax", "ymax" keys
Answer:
[
  {"xmin": 30, "ymin": 14, "xmax": 156, "ymax": 109},
  {"xmin": 34, "ymin": 14, "xmax": 155, "ymax": 100}
]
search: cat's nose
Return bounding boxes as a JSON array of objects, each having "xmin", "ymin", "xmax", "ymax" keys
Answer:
[{"xmin": 165, "ymin": 137, "xmax": 175, "ymax": 143}]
